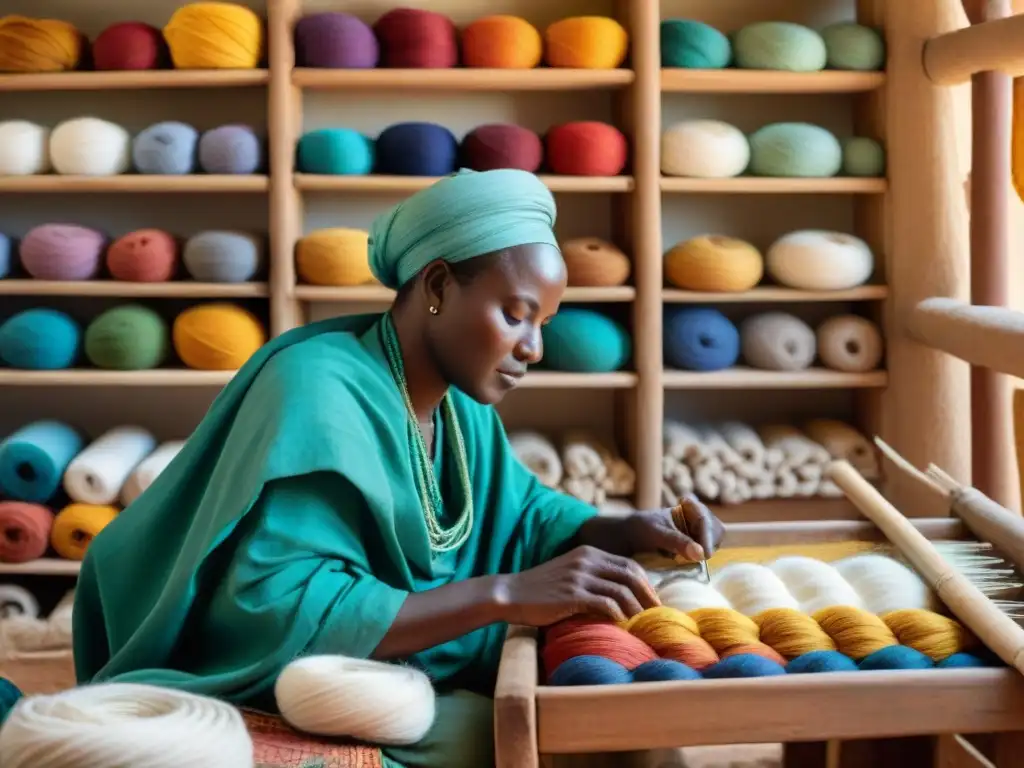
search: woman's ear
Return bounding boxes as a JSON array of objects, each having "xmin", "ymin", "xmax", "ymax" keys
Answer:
[{"xmin": 419, "ymin": 260, "xmax": 453, "ymax": 312}]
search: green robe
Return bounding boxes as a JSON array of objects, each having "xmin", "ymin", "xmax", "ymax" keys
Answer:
[{"xmin": 72, "ymin": 313, "xmax": 597, "ymax": 768}]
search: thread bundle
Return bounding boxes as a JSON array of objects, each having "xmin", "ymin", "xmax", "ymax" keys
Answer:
[{"xmin": 662, "ymin": 419, "xmax": 877, "ymax": 505}]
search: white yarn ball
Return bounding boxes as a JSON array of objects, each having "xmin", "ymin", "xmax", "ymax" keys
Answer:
[
  {"xmin": 766, "ymin": 230, "xmax": 874, "ymax": 290},
  {"xmin": 275, "ymin": 655, "xmax": 436, "ymax": 745},
  {"xmin": 713, "ymin": 562, "xmax": 799, "ymax": 616},
  {"xmin": 0, "ymin": 683, "xmax": 253, "ymax": 768},
  {"xmin": 769, "ymin": 556, "xmax": 864, "ymax": 614},
  {"xmin": 659, "ymin": 577, "xmax": 733, "ymax": 612},
  {"xmin": 0, "ymin": 121, "xmax": 51, "ymax": 176},
  {"xmin": 833, "ymin": 554, "xmax": 936, "ymax": 614},
  {"xmin": 49, "ymin": 117, "xmax": 131, "ymax": 176},
  {"xmin": 661, "ymin": 120, "xmax": 750, "ymax": 178}
]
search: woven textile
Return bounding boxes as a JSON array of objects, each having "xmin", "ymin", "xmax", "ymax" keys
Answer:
[{"xmin": 244, "ymin": 710, "xmax": 384, "ymax": 768}]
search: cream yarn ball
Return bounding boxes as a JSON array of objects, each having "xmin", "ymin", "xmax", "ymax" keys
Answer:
[
  {"xmin": 0, "ymin": 121, "xmax": 51, "ymax": 175},
  {"xmin": 816, "ymin": 314, "xmax": 884, "ymax": 372},
  {"xmin": 275, "ymin": 655, "xmax": 436, "ymax": 745},
  {"xmin": 49, "ymin": 117, "xmax": 131, "ymax": 176},
  {"xmin": 661, "ymin": 120, "xmax": 750, "ymax": 178},
  {"xmin": 765, "ymin": 230, "xmax": 874, "ymax": 290}
]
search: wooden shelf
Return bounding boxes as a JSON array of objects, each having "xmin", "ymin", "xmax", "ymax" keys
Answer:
[
  {"xmin": 519, "ymin": 372, "xmax": 637, "ymax": 389},
  {"xmin": 0, "ymin": 280, "xmax": 269, "ymax": 298},
  {"xmin": 0, "ymin": 559, "xmax": 81, "ymax": 576},
  {"xmin": 661, "ymin": 69, "xmax": 885, "ymax": 93},
  {"xmin": 295, "ymin": 174, "xmax": 634, "ymax": 194},
  {"xmin": 708, "ymin": 498, "xmax": 862, "ymax": 523},
  {"xmin": 663, "ymin": 367, "xmax": 888, "ymax": 389},
  {"xmin": 0, "ymin": 176, "xmax": 268, "ymax": 193},
  {"xmin": 293, "ymin": 285, "xmax": 636, "ymax": 302},
  {"xmin": 662, "ymin": 286, "xmax": 889, "ymax": 303},
  {"xmin": 660, "ymin": 177, "xmax": 887, "ymax": 194},
  {"xmin": 294, "ymin": 68, "xmax": 634, "ymax": 90},
  {"xmin": 0, "ymin": 370, "xmax": 236, "ymax": 386},
  {"xmin": 0, "ymin": 70, "xmax": 269, "ymax": 92}
]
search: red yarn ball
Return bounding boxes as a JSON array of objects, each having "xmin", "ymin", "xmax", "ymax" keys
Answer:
[
  {"xmin": 545, "ymin": 121, "xmax": 628, "ymax": 176},
  {"xmin": 374, "ymin": 8, "xmax": 458, "ymax": 68},
  {"xmin": 106, "ymin": 229, "xmax": 179, "ymax": 282},
  {"xmin": 0, "ymin": 501, "xmax": 54, "ymax": 564},
  {"xmin": 542, "ymin": 617, "xmax": 658, "ymax": 677},
  {"xmin": 92, "ymin": 22, "xmax": 167, "ymax": 71},
  {"xmin": 460, "ymin": 124, "xmax": 543, "ymax": 172}
]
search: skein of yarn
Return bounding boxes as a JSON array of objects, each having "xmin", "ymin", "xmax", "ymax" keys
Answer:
[
  {"xmin": 740, "ymin": 312, "xmax": 817, "ymax": 371},
  {"xmin": 816, "ymin": 314, "xmax": 884, "ymax": 372},
  {"xmin": 295, "ymin": 228, "xmax": 372, "ymax": 287},
  {"xmin": 376, "ymin": 122, "xmax": 458, "ymax": 176},
  {"xmin": 660, "ymin": 19, "xmax": 731, "ymax": 69},
  {"xmin": 0, "ymin": 502, "xmax": 54, "ymax": 563},
  {"xmin": 664, "ymin": 308, "xmax": 740, "ymax": 372},
  {"xmin": 373, "ymin": 8, "xmax": 457, "ymax": 68},
  {"xmin": 92, "ymin": 21, "xmax": 167, "ymax": 70},
  {"xmin": 0, "ymin": 309, "xmax": 81, "ymax": 370},
  {"xmin": 296, "ymin": 128, "xmax": 375, "ymax": 175},
  {"xmin": 106, "ymin": 229, "xmax": 179, "ymax": 283},
  {"xmin": 84, "ymin": 305, "xmax": 170, "ymax": 371},
  {"xmin": 748, "ymin": 123, "xmax": 842, "ymax": 178},
  {"xmin": 63, "ymin": 426, "xmax": 157, "ymax": 505},
  {"xmin": 544, "ymin": 16, "xmax": 629, "ymax": 69},
  {"xmin": 732, "ymin": 21, "xmax": 827, "ymax": 71},
  {"xmin": 461, "ymin": 16, "xmax": 542, "ymax": 69},
  {"xmin": 121, "ymin": 440, "xmax": 185, "ymax": 506},
  {"xmin": 19, "ymin": 224, "xmax": 105, "ymax": 281},
  {"xmin": 820, "ymin": 22, "xmax": 886, "ymax": 72},
  {"xmin": 0, "ymin": 121, "xmax": 50, "ymax": 175},
  {"xmin": 541, "ymin": 310, "xmax": 631, "ymax": 373},
  {"xmin": 460, "ymin": 124, "xmax": 543, "ymax": 173},
  {"xmin": 163, "ymin": 2, "xmax": 264, "ymax": 69},
  {"xmin": 766, "ymin": 230, "xmax": 874, "ymax": 290},
  {"xmin": 197, "ymin": 125, "xmax": 261, "ymax": 175},
  {"xmin": 173, "ymin": 303, "xmax": 267, "ymax": 370},
  {"xmin": 661, "ymin": 120, "xmax": 749, "ymax": 178},
  {"xmin": 561, "ymin": 237, "xmax": 631, "ymax": 287},
  {"xmin": 545, "ymin": 122, "xmax": 628, "ymax": 176},
  {"xmin": 182, "ymin": 231, "xmax": 263, "ymax": 283},
  {"xmin": 50, "ymin": 502, "xmax": 118, "ymax": 560},
  {"xmin": 0, "ymin": 16, "xmax": 83, "ymax": 73},
  {"xmin": 49, "ymin": 118, "xmax": 132, "ymax": 177},
  {"xmin": 294, "ymin": 12, "xmax": 378, "ymax": 69},
  {"xmin": 0, "ymin": 420, "xmax": 83, "ymax": 503},
  {"xmin": 664, "ymin": 236, "xmax": 763, "ymax": 292},
  {"xmin": 133, "ymin": 122, "xmax": 199, "ymax": 175}
]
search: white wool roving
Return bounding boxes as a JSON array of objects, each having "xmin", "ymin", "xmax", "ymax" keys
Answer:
[
  {"xmin": 0, "ymin": 120, "xmax": 51, "ymax": 175},
  {"xmin": 63, "ymin": 425, "xmax": 157, "ymax": 505},
  {"xmin": 49, "ymin": 117, "xmax": 132, "ymax": 177},
  {"xmin": 0, "ymin": 683, "xmax": 254, "ymax": 768},
  {"xmin": 276, "ymin": 656, "xmax": 436, "ymax": 745}
]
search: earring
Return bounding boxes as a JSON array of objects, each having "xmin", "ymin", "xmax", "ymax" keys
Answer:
[{"xmin": 428, "ymin": 305, "xmax": 439, "ymax": 315}]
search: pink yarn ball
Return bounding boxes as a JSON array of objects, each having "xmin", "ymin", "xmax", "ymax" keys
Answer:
[{"xmin": 19, "ymin": 224, "xmax": 106, "ymax": 281}]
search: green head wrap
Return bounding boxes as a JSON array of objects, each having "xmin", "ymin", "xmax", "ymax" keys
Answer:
[{"xmin": 368, "ymin": 168, "xmax": 559, "ymax": 290}]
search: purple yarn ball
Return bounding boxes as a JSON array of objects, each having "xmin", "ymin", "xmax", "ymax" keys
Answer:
[
  {"xmin": 295, "ymin": 12, "xmax": 379, "ymax": 69},
  {"xmin": 19, "ymin": 224, "xmax": 106, "ymax": 281},
  {"xmin": 198, "ymin": 125, "xmax": 262, "ymax": 175}
]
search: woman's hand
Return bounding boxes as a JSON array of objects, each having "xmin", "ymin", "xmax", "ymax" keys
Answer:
[{"xmin": 622, "ymin": 494, "xmax": 726, "ymax": 562}]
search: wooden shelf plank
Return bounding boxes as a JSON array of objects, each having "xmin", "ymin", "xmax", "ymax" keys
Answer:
[
  {"xmin": 663, "ymin": 367, "xmax": 887, "ymax": 389},
  {"xmin": 295, "ymin": 68, "xmax": 634, "ymax": 90},
  {"xmin": 0, "ymin": 70, "xmax": 269, "ymax": 92},
  {"xmin": 295, "ymin": 174, "xmax": 634, "ymax": 194},
  {"xmin": 663, "ymin": 286, "xmax": 889, "ymax": 303},
  {"xmin": 519, "ymin": 372, "xmax": 637, "ymax": 389},
  {"xmin": 0, "ymin": 280, "xmax": 269, "ymax": 298},
  {"xmin": 660, "ymin": 177, "xmax": 886, "ymax": 194},
  {"xmin": 661, "ymin": 69, "xmax": 885, "ymax": 93},
  {"xmin": 0, "ymin": 370, "xmax": 236, "ymax": 386},
  {"xmin": 293, "ymin": 285, "xmax": 636, "ymax": 302},
  {"xmin": 0, "ymin": 175, "xmax": 268, "ymax": 193},
  {"xmin": 0, "ymin": 559, "xmax": 81, "ymax": 575}
]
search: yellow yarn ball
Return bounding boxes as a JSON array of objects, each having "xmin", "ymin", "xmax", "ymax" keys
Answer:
[
  {"xmin": 163, "ymin": 2, "xmax": 264, "ymax": 69},
  {"xmin": 173, "ymin": 303, "xmax": 267, "ymax": 371},
  {"xmin": 0, "ymin": 15, "xmax": 82, "ymax": 73},
  {"xmin": 664, "ymin": 235, "xmax": 764, "ymax": 292},
  {"xmin": 544, "ymin": 16, "xmax": 628, "ymax": 69},
  {"xmin": 51, "ymin": 503, "xmax": 118, "ymax": 561},
  {"xmin": 295, "ymin": 228, "xmax": 374, "ymax": 287}
]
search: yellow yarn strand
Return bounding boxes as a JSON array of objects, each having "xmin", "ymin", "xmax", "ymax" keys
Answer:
[{"xmin": 163, "ymin": 3, "xmax": 264, "ymax": 70}]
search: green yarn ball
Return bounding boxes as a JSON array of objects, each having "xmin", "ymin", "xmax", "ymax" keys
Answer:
[
  {"xmin": 296, "ymin": 128, "xmax": 375, "ymax": 175},
  {"xmin": 732, "ymin": 21, "xmax": 826, "ymax": 72},
  {"xmin": 661, "ymin": 19, "xmax": 731, "ymax": 68},
  {"xmin": 748, "ymin": 123, "xmax": 842, "ymax": 177},
  {"xmin": 842, "ymin": 137, "xmax": 886, "ymax": 177},
  {"xmin": 821, "ymin": 23, "xmax": 885, "ymax": 71},
  {"xmin": 541, "ymin": 309, "xmax": 631, "ymax": 373},
  {"xmin": 84, "ymin": 304, "xmax": 170, "ymax": 371}
]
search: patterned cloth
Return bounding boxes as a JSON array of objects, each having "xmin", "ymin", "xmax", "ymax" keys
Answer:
[{"xmin": 244, "ymin": 710, "xmax": 384, "ymax": 768}]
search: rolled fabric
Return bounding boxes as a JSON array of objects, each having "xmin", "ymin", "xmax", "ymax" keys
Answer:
[
  {"xmin": 758, "ymin": 424, "xmax": 829, "ymax": 470},
  {"xmin": 120, "ymin": 440, "xmax": 186, "ymax": 507},
  {"xmin": 63, "ymin": 426, "xmax": 156, "ymax": 506},
  {"xmin": 663, "ymin": 420, "xmax": 710, "ymax": 464},
  {"xmin": 0, "ymin": 502, "xmax": 53, "ymax": 563},
  {"xmin": 718, "ymin": 421, "xmax": 766, "ymax": 467},
  {"xmin": 0, "ymin": 585, "xmax": 39, "ymax": 620},
  {"xmin": 50, "ymin": 502, "xmax": 119, "ymax": 561},
  {"xmin": 507, "ymin": 432, "xmax": 562, "ymax": 488},
  {"xmin": 0, "ymin": 420, "xmax": 83, "ymax": 503}
]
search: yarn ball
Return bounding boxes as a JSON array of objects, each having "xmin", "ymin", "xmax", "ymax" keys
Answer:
[
  {"xmin": 0, "ymin": 16, "xmax": 82, "ymax": 73},
  {"xmin": 733, "ymin": 22, "xmax": 826, "ymax": 72},
  {"xmin": 816, "ymin": 315, "xmax": 884, "ymax": 373},
  {"xmin": 842, "ymin": 137, "xmax": 886, "ymax": 177},
  {"xmin": 296, "ymin": 228, "xmax": 372, "ymax": 287},
  {"xmin": 545, "ymin": 122, "xmax": 628, "ymax": 176},
  {"xmin": 460, "ymin": 124, "xmax": 543, "ymax": 173},
  {"xmin": 92, "ymin": 22, "xmax": 167, "ymax": 70},
  {"xmin": 49, "ymin": 117, "xmax": 132, "ymax": 176},
  {"xmin": 821, "ymin": 23, "xmax": 885, "ymax": 71},
  {"xmin": 766, "ymin": 230, "xmax": 874, "ymax": 290},
  {"xmin": 660, "ymin": 20, "xmax": 731, "ymax": 68},
  {"xmin": 294, "ymin": 12, "xmax": 378, "ymax": 69},
  {"xmin": 664, "ymin": 307, "xmax": 740, "ymax": 372},
  {"xmin": 296, "ymin": 129, "xmax": 375, "ymax": 175},
  {"xmin": 561, "ymin": 237, "xmax": 631, "ymax": 287},
  {"xmin": 548, "ymin": 656, "xmax": 633, "ymax": 686},
  {"xmin": 0, "ymin": 234, "xmax": 9, "ymax": 279},
  {"xmin": 84, "ymin": 305, "xmax": 170, "ymax": 370},
  {"xmin": 937, "ymin": 652, "xmax": 992, "ymax": 669},
  {"xmin": 664, "ymin": 236, "xmax": 763, "ymax": 292},
  {"xmin": 461, "ymin": 16, "xmax": 542, "ymax": 69},
  {"xmin": 786, "ymin": 650, "xmax": 858, "ymax": 674},
  {"xmin": 19, "ymin": 223, "xmax": 105, "ymax": 281},
  {"xmin": 543, "ymin": 618, "xmax": 657, "ymax": 674},
  {"xmin": 661, "ymin": 121, "xmax": 749, "ymax": 178},
  {"xmin": 541, "ymin": 310, "xmax": 631, "ymax": 373},
  {"xmin": 198, "ymin": 125, "xmax": 261, "ymax": 175},
  {"xmin": 132, "ymin": 121, "xmax": 199, "ymax": 175},
  {"xmin": 163, "ymin": 2, "xmax": 264, "ymax": 69},
  {"xmin": 0, "ymin": 678, "xmax": 21, "ymax": 726},
  {"xmin": 544, "ymin": 16, "xmax": 628, "ymax": 69},
  {"xmin": 631, "ymin": 659, "xmax": 702, "ymax": 683},
  {"xmin": 173, "ymin": 303, "xmax": 267, "ymax": 370},
  {"xmin": 106, "ymin": 229, "xmax": 179, "ymax": 282},
  {"xmin": 740, "ymin": 312, "xmax": 817, "ymax": 371},
  {"xmin": 0, "ymin": 121, "xmax": 50, "ymax": 175},
  {"xmin": 748, "ymin": 123, "xmax": 842, "ymax": 178},
  {"xmin": 858, "ymin": 645, "xmax": 934, "ymax": 671},
  {"xmin": 50, "ymin": 502, "xmax": 118, "ymax": 560},
  {"xmin": 183, "ymin": 231, "xmax": 263, "ymax": 283},
  {"xmin": 376, "ymin": 123, "xmax": 458, "ymax": 176},
  {"xmin": 373, "ymin": 8, "xmax": 457, "ymax": 68},
  {"xmin": 0, "ymin": 309, "xmax": 81, "ymax": 370},
  {"xmin": 0, "ymin": 501, "xmax": 56, "ymax": 554},
  {"xmin": 703, "ymin": 654, "xmax": 787, "ymax": 678}
]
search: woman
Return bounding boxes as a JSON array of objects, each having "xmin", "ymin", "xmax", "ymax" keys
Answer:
[{"xmin": 73, "ymin": 169, "xmax": 725, "ymax": 767}]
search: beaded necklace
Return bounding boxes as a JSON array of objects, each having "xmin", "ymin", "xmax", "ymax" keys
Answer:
[{"xmin": 380, "ymin": 312, "xmax": 474, "ymax": 552}]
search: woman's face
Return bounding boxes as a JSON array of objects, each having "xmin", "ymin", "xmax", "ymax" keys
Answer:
[{"xmin": 425, "ymin": 243, "xmax": 567, "ymax": 404}]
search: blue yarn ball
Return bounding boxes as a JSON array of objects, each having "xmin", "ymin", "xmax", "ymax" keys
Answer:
[
  {"xmin": 0, "ymin": 308, "xmax": 81, "ymax": 370},
  {"xmin": 703, "ymin": 654, "xmax": 787, "ymax": 679},
  {"xmin": 786, "ymin": 650, "xmax": 858, "ymax": 674},
  {"xmin": 937, "ymin": 652, "xmax": 993, "ymax": 669},
  {"xmin": 375, "ymin": 122, "xmax": 459, "ymax": 176},
  {"xmin": 296, "ymin": 128, "xmax": 375, "ymax": 175},
  {"xmin": 0, "ymin": 677, "xmax": 21, "ymax": 725},
  {"xmin": 631, "ymin": 659, "xmax": 702, "ymax": 683},
  {"xmin": 132, "ymin": 121, "xmax": 199, "ymax": 175},
  {"xmin": 0, "ymin": 233, "xmax": 10, "ymax": 279},
  {"xmin": 548, "ymin": 655, "xmax": 633, "ymax": 686},
  {"xmin": 858, "ymin": 645, "xmax": 934, "ymax": 671},
  {"xmin": 541, "ymin": 309, "xmax": 632, "ymax": 373},
  {"xmin": 660, "ymin": 20, "xmax": 732, "ymax": 68},
  {"xmin": 664, "ymin": 307, "xmax": 740, "ymax": 371}
]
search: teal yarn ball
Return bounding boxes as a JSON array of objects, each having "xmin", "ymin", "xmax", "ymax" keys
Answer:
[
  {"xmin": 0, "ymin": 308, "xmax": 81, "ymax": 370},
  {"xmin": 297, "ymin": 128, "xmax": 375, "ymax": 175},
  {"xmin": 660, "ymin": 20, "xmax": 731, "ymax": 68},
  {"xmin": 821, "ymin": 23, "xmax": 885, "ymax": 71},
  {"xmin": 84, "ymin": 304, "xmax": 170, "ymax": 371},
  {"xmin": 0, "ymin": 677, "xmax": 21, "ymax": 725},
  {"xmin": 541, "ymin": 309, "xmax": 631, "ymax": 373},
  {"xmin": 842, "ymin": 137, "xmax": 886, "ymax": 177},
  {"xmin": 748, "ymin": 123, "xmax": 842, "ymax": 177},
  {"xmin": 733, "ymin": 21, "xmax": 826, "ymax": 72}
]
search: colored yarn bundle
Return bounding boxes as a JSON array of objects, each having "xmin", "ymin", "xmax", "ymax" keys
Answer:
[
  {"xmin": 64, "ymin": 425, "xmax": 156, "ymax": 506},
  {"xmin": 664, "ymin": 236, "xmax": 763, "ymax": 292},
  {"xmin": 19, "ymin": 224, "xmax": 105, "ymax": 281},
  {"xmin": 92, "ymin": 22, "xmax": 167, "ymax": 71},
  {"xmin": 84, "ymin": 305, "xmax": 170, "ymax": 371},
  {"xmin": 0, "ymin": 502, "xmax": 54, "ymax": 563},
  {"xmin": 172, "ymin": 302, "xmax": 267, "ymax": 370},
  {"xmin": 50, "ymin": 502, "xmax": 118, "ymax": 560},
  {"xmin": 0, "ymin": 16, "xmax": 83, "ymax": 73},
  {"xmin": 0, "ymin": 588, "xmax": 73, "ymax": 653},
  {"xmin": 374, "ymin": 8, "xmax": 457, "ymax": 68},
  {"xmin": 163, "ymin": 2, "xmax": 264, "ymax": 69},
  {"xmin": 540, "ymin": 309, "xmax": 631, "ymax": 373},
  {"xmin": 560, "ymin": 237, "xmax": 631, "ymax": 288},
  {"xmin": 0, "ymin": 308, "xmax": 81, "ymax": 371},
  {"xmin": 544, "ymin": 17, "xmax": 628, "ymax": 69},
  {"xmin": 461, "ymin": 16, "xmax": 542, "ymax": 69},
  {"xmin": 0, "ymin": 420, "xmax": 83, "ymax": 503},
  {"xmin": 295, "ymin": 228, "xmax": 373, "ymax": 287},
  {"xmin": 105, "ymin": 229, "xmax": 179, "ymax": 283},
  {"xmin": 294, "ymin": 13, "xmax": 378, "ymax": 69}
]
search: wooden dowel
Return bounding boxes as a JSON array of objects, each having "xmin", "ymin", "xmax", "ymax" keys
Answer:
[
  {"xmin": 924, "ymin": 13, "xmax": 1024, "ymax": 85},
  {"xmin": 827, "ymin": 460, "xmax": 1024, "ymax": 676},
  {"xmin": 908, "ymin": 298, "xmax": 1024, "ymax": 379}
]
